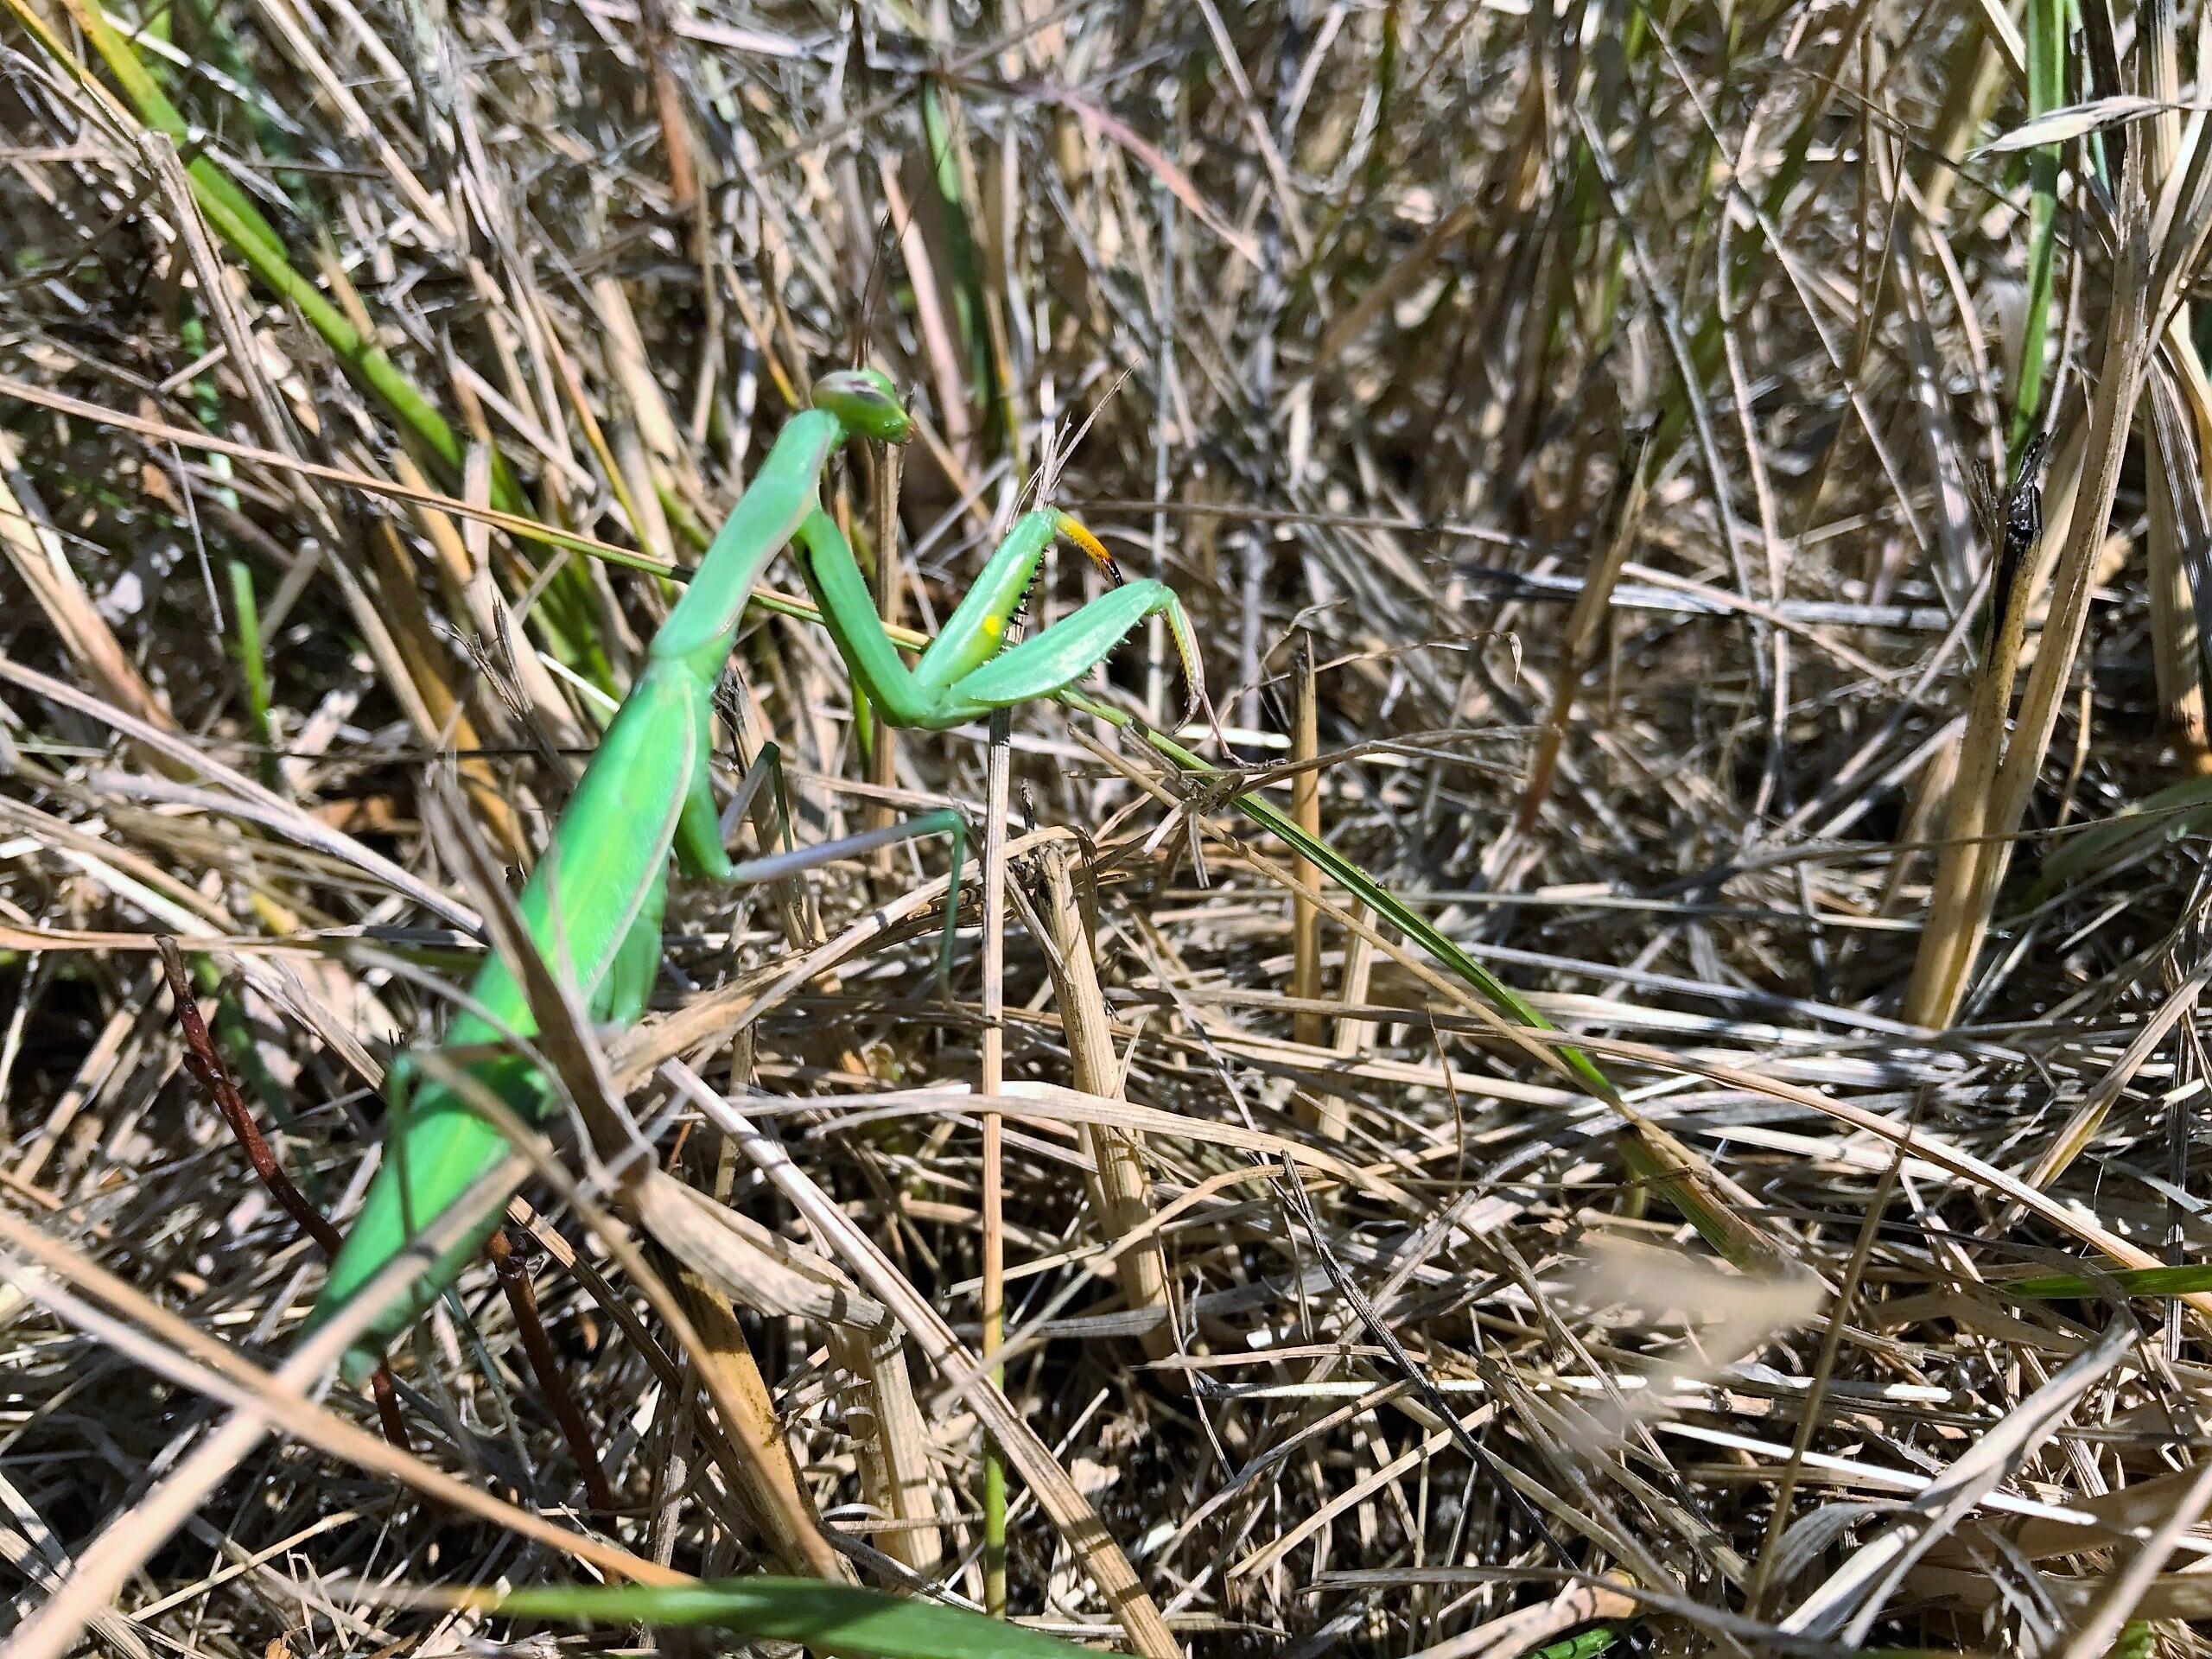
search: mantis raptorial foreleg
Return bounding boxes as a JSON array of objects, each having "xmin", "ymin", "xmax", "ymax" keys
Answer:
[{"xmin": 794, "ymin": 506, "xmax": 1215, "ymax": 731}]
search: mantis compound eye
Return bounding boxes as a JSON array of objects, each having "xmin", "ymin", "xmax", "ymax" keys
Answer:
[{"xmin": 813, "ymin": 368, "xmax": 914, "ymax": 443}]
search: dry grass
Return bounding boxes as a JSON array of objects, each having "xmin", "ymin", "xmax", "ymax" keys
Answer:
[{"xmin": 5, "ymin": 0, "xmax": 2212, "ymax": 1654}]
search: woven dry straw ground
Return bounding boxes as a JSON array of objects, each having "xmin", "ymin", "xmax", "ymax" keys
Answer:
[{"xmin": 5, "ymin": 0, "xmax": 2212, "ymax": 1653}]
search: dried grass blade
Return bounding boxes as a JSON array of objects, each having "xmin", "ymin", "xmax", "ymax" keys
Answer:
[
  {"xmin": 1032, "ymin": 843, "xmax": 1172, "ymax": 1357},
  {"xmin": 1781, "ymin": 1318, "xmax": 2138, "ymax": 1642},
  {"xmin": 660, "ymin": 1064, "xmax": 1183, "ymax": 1659}
]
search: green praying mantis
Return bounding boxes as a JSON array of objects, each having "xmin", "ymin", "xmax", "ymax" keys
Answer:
[{"xmin": 310, "ymin": 368, "xmax": 1211, "ymax": 1374}]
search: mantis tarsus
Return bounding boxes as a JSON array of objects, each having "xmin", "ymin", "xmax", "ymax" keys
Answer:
[{"xmin": 311, "ymin": 368, "xmax": 1211, "ymax": 1373}]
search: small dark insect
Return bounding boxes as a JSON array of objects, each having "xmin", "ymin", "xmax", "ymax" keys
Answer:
[{"xmin": 1978, "ymin": 433, "xmax": 2050, "ymax": 642}]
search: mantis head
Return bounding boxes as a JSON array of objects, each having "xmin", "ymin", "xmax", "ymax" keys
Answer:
[{"xmin": 813, "ymin": 368, "xmax": 914, "ymax": 443}]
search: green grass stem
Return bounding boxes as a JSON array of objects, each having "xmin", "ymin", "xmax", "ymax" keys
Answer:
[
  {"xmin": 226, "ymin": 557, "xmax": 276, "ymax": 791},
  {"xmin": 2012, "ymin": 0, "xmax": 2065, "ymax": 455},
  {"xmin": 2005, "ymin": 1262, "xmax": 2212, "ymax": 1299},
  {"xmin": 442, "ymin": 1577, "xmax": 1627, "ymax": 1659}
]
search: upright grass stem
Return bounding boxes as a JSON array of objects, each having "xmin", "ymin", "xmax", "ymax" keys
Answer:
[
  {"xmin": 225, "ymin": 558, "xmax": 276, "ymax": 791},
  {"xmin": 979, "ymin": 706, "xmax": 1011, "ymax": 1618},
  {"xmin": 2012, "ymin": 0, "xmax": 2066, "ymax": 454},
  {"xmin": 1288, "ymin": 638, "xmax": 1327, "ymax": 1066}
]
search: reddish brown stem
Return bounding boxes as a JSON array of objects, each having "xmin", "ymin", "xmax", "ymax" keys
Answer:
[
  {"xmin": 156, "ymin": 939, "xmax": 340, "ymax": 1255},
  {"xmin": 488, "ymin": 1226, "xmax": 617, "ymax": 1513},
  {"xmin": 638, "ymin": 0, "xmax": 697, "ymax": 214},
  {"xmin": 153, "ymin": 938, "xmax": 410, "ymax": 1452},
  {"xmin": 367, "ymin": 1362, "xmax": 411, "ymax": 1451}
]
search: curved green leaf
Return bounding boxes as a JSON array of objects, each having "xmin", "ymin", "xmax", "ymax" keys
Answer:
[
  {"xmin": 2005, "ymin": 1262, "xmax": 2212, "ymax": 1300},
  {"xmin": 463, "ymin": 1578, "xmax": 1107, "ymax": 1659},
  {"xmin": 2018, "ymin": 773, "xmax": 2212, "ymax": 909},
  {"xmin": 441, "ymin": 1578, "xmax": 1630, "ymax": 1659}
]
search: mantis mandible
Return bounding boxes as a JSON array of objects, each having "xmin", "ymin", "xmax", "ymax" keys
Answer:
[{"xmin": 311, "ymin": 369, "xmax": 1210, "ymax": 1375}]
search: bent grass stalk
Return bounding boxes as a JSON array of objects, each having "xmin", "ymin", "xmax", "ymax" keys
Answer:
[
  {"xmin": 8, "ymin": 0, "xmax": 645, "ymax": 715},
  {"xmin": 401, "ymin": 1576, "xmax": 1629, "ymax": 1659}
]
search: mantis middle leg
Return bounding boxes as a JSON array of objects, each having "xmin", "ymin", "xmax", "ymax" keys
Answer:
[{"xmin": 690, "ymin": 741, "xmax": 969, "ymax": 988}]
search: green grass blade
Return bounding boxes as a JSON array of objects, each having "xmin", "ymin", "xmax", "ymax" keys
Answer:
[
  {"xmin": 2012, "ymin": 0, "xmax": 2065, "ymax": 454},
  {"xmin": 1196, "ymin": 765, "xmax": 1765, "ymax": 1259},
  {"xmin": 226, "ymin": 557, "xmax": 277, "ymax": 790},
  {"xmin": 1096, "ymin": 709, "xmax": 1607, "ymax": 1086},
  {"xmin": 1045, "ymin": 696, "xmax": 1786, "ymax": 1273},
  {"xmin": 2005, "ymin": 1262, "xmax": 2212, "ymax": 1299},
  {"xmin": 23, "ymin": 0, "xmax": 621, "ymax": 691},
  {"xmin": 460, "ymin": 1578, "xmax": 1099, "ymax": 1659},
  {"xmin": 448, "ymin": 1578, "xmax": 1634, "ymax": 1659},
  {"xmin": 1224, "ymin": 764, "xmax": 1612, "ymax": 1091},
  {"xmin": 25, "ymin": 0, "xmax": 514, "ymax": 512},
  {"xmin": 1523, "ymin": 1626, "xmax": 1624, "ymax": 1658},
  {"xmin": 2015, "ymin": 773, "xmax": 2212, "ymax": 908}
]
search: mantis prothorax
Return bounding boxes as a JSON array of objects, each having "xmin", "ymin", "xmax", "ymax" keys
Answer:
[{"xmin": 311, "ymin": 368, "xmax": 1210, "ymax": 1373}]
